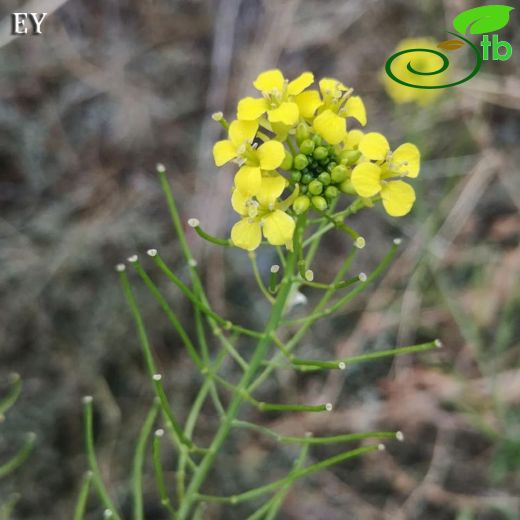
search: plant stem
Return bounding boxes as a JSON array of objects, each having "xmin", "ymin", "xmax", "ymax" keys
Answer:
[
  {"xmin": 83, "ymin": 398, "xmax": 121, "ymax": 520},
  {"xmin": 196, "ymin": 445, "xmax": 380, "ymax": 505},
  {"xmin": 73, "ymin": 472, "xmax": 93, "ymax": 520},
  {"xmin": 152, "ymin": 433, "xmax": 178, "ymax": 518},
  {"xmin": 176, "ymin": 247, "xmax": 297, "ymax": 519},
  {"xmin": 132, "ymin": 402, "xmax": 160, "ymax": 520},
  {"xmin": 0, "ymin": 432, "xmax": 35, "ymax": 479}
]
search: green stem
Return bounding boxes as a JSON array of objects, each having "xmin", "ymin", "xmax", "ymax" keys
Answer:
[
  {"xmin": 82, "ymin": 397, "xmax": 121, "ymax": 520},
  {"xmin": 248, "ymin": 244, "xmax": 359, "ymax": 394},
  {"xmin": 196, "ymin": 445, "xmax": 381, "ymax": 505},
  {"xmin": 130, "ymin": 261, "xmax": 204, "ymax": 370},
  {"xmin": 73, "ymin": 472, "xmax": 93, "ymax": 520},
  {"xmin": 284, "ymin": 240, "xmax": 398, "ymax": 326},
  {"xmin": 119, "ymin": 270, "xmax": 200, "ymax": 454},
  {"xmin": 0, "ymin": 373, "xmax": 21, "ymax": 417},
  {"xmin": 0, "ymin": 432, "xmax": 35, "ymax": 479},
  {"xmin": 249, "ymin": 252, "xmax": 275, "ymax": 304},
  {"xmin": 189, "ymin": 220, "xmax": 232, "ymax": 247},
  {"xmin": 153, "ymin": 254, "xmax": 263, "ymax": 339},
  {"xmin": 176, "ymin": 246, "xmax": 298, "ymax": 519},
  {"xmin": 232, "ymin": 420, "xmax": 401, "ymax": 445},
  {"xmin": 264, "ymin": 444, "xmax": 309, "ymax": 520},
  {"xmin": 152, "ymin": 432, "xmax": 178, "ymax": 518},
  {"xmin": 292, "ymin": 340, "xmax": 441, "ymax": 371},
  {"xmin": 132, "ymin": 401, "xmax": 160, "ymax": 520},
  {"xmin": 0, "ymin": 494, "xmax": 20, "ymax": 520}
]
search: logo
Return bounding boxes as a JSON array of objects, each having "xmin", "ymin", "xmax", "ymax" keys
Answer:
[
  {"xmin": 11, "ymin": 13, "xmax": 48, "ymax": 35},
  {"xmin": 385, "ymin": 5, "xmax": 514, "ymax": 89}
]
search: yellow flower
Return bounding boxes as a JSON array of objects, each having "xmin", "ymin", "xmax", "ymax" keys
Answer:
[
  {"xmin": 237, "ymin": 69, "xmax": 319, "ymax": 126},
  {"xmin": 343, "ymin": 129, "xmax": 364, "ymax": 150},
  {"xmin": 212, "ymin": 120, "xmax": 285, "ymax": 196},
  {"xmin": 312, "ymin": 78, "xmax": 367, "ymax": 145},
  {"xmin": 230, "ymin": 183, "xmax": 296, "ymax": 251},
  {"xmin": 351, "ymin": 133, "xmax": 420, "ymax": 216},
  {"xmin": 382, "ymin": 38, "xmax": 448, "ymax": 106}
]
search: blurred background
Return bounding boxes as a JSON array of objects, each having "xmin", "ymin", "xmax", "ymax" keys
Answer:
[{"xmin": 0, "ymin": 0, "xmax": 518, "ymax": 518}]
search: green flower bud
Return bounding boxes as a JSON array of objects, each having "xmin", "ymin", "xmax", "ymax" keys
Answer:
[
  {"xmin": 308, "ymin": 179, "xmax": 323, "ymax": 195},
  {"xmin": 325, "ymin": 186, "xmax": 339, "ymax": 199},
  {"xmin": 331, "ymin": 164, "xmax": 348, "ymax": 183},
  {"xmin": 318, "ymin": 172, "xmax": 331, "ymax": 185},
  {"xmin": 294, "ymin": 154, "xmax": 309, "ymax": 170},
  {"xmin": 296, "ymin": 123, "xmax": 310, "ymax": 144},
  {"xmin": 311, "ymin": 195, "xmax": 328, "ymax": 211},
  {"xmin": 340, "ymin": 179, "xmax": 357, "ymax": 195},
  {"xmin": 280, "ymin": 150, "xmax": 293, "ymax": 170},
  {"xmin": 293, "ymin": 195, "xmax": 311, "ymax": 215},
  {"xmin": 300, "ymin": 185, "xmax": 308, "ymax": 194},
  {"xmin": 291, "ymin": 170, "xmax": 302, "ymax": 183},
  {"xmin": 327, "ymin": 161, "xmax": 338, "ymax": 172},
  {"xmin": 299, "ymin": 139, "xmax": 315, "ymax": 155},
  {"xmin": 313, "ymin": 146, "xmax": 328, "ymax": 160},
  {"xmin": 340, "ymin": 150, "xmax": 361, "ymax": 165},
  {"xmin": 312, "ymin": 134, "xmax": 322, "ymax": 146},
  {"xmin": 301, "ymin": 173, "xmax": 313, "ymax": 185}
]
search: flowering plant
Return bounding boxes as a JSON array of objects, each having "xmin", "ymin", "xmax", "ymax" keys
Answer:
[{"xmin": 79, "ymin": 70, "xmax": 439, "ymax": 520}]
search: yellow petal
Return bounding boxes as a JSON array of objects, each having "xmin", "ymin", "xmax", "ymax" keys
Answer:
[
  {"xmin": 253, "ymin": 69, "xmax": 284, "ymax": 93},
  {"xmin": 344, "ymin": 96, "xmax": 367, "ymax": 126},
  {"xmin": 392, "ymin": 143, "xmax": 420, "ymax": 178},
  {"xmin": 213, "ymin": 140, "xmax": 237, "ymax": 166},
  {"xmin": 256, "ymin": 140, "xmax": 285, "ymax": 170},
  {"xmin": 295, "ymin": 90, "xmax": 322, "ymax": 119},
  {"xmin": 319, "ymin": 78, "xmax": 348, "ymax": 97},
  {"xmin": 257, "ymin": 174, "xmax": 287, "ymax": 207},
  {"xmin": 267, "ymin": 102, "xmax": 299, "ymax": 126},
  {"xmin": 231, "ymin": 218, "xmax": 262, "ymax": 251},
  {"xmin": 358, "ymin": 132, "xmax": 390, "ymax": 161},
  {"xmin": 351, "ymin": 163, "xmax": 382, "ymax": 197},
  {"xmin": 262, "ymin": 210, "xmax": 295, "ymax": 246},
  {"xmin": 237, "ymin": 97, "xmax": 268, "ymax": 121},
  {"xmin": 313, "ymin": 109, "xmax": 346, "ymax": 145},
  {"xmin": 234, "ymin": 166, "xmax": 262, "ymax": 196},
  {"xmin": 287, "ymin": 72, "xmax": 314, "ymax": 95},
  {"xmin": 381, "ymin": 180, "xmax": 416, "ymax": 217},
  {"xmin": 344, "ymin": 129, "xmax": 364, "ymax": 149},
  {"xmin": 228, "ymin": 120, "xmax": 259, "ymax": 147},
  {"xmin": 270, "ymin": 122, "xmax": 290, "ymax": 141},
  {"xmin": 231, "ymin": 188, "xmax": 249, "ymax": 216}
]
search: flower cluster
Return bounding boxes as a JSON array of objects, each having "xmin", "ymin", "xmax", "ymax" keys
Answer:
[{"xmin": 213, "ymin": 69, "xmax": 421, "ymax": 251}]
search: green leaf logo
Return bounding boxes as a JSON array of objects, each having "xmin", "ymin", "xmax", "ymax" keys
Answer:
[{"xmin": 453, "ymin": 5, "xmax": 514, "ymax": 35}]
